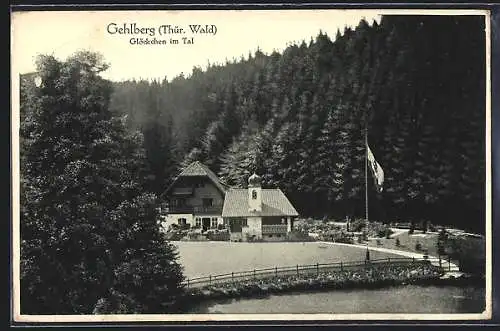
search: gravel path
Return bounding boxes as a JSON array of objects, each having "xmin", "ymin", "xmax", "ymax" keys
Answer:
[{"xmin": 318, "ymin": 241, "xmax": 461, "ymax": 276}]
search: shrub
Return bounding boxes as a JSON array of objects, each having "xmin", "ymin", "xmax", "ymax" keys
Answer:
[
  {"xmin": 409, "ymin": 222, "xmax": 415, "ymax": 234},
  {"xmin": 421, "ymin": 220, "xmax": 429, "ymax": 233},
  {"xmin": 328, "ymin": 230, "xmax": 354, "ymax": 244},
  {"xmin": 207, "ymin": 230, "xmax": 230, "ymax": 241},
  {"xmin": 350, "ymin": 219, "xmax": 366, "ymax": 232},
  {"xmin": 288, "ymin": 230, "xmax": 315, "ymax": 242},
  {"xmin": 180, "ymin": 223, "xmax": 191, "ymax": 230},
  {"xmin": 445, "ymin": 235, "xmax": 485, "ymax": 275},
  {"xmin": 415, "ymin": 241, "xmax": 422, "ymax": 251}
]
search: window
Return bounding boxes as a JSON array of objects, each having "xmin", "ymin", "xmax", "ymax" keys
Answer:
[
  {"xmin": 202, "ymin": 198, "xmax": 213, "ymax": 207},
  {"xmin": 173, "ymin": 198, "xmax": 186, "ymax": 207},
  {"xmin": 178, "ymin": 218, "xmax": 186, "ymax": 225},
  {"xmin": 252, "ymin": 190, "xmax": 257, "ymax": 199},
  {"xmin": 195, "ymin": 217, "xmax": 202, "ymax": 227},
  {"xmin": 211, "ymin": 217, "xmax": 218, "ymax": 228}
]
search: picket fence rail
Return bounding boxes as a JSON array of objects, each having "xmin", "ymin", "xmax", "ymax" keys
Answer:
[{"xmin": 182, "ymin": 256, "xmax": 451, "ymax": 288}]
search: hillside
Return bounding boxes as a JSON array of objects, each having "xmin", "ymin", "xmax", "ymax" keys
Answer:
[{"xmin": 108, "ymin": 15, "xmax": 486, "ymax": 233}]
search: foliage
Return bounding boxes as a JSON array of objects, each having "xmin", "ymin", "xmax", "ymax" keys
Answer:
[
  {"xmin": 436, "ymin": 228, "xmax": 448, "ymax": 256},
  {"xmin": 445, "ymin": 235, "xmax": 485, "ymax": 275},
  {"xmin": 20, "ymin": 51, "xmax": 185, "ymax": 314},
  {"xmin": 415, "ymin": 241, "xmax": 422, "ymax": 251},
  {"xmin": 107, "ymin": 16, "xmax": 485, "ymax": 233},
  {"xmin": 286, "ymin": 230, "xmax": 316, "ymax": 242},
  {"xmin": 350, "ymin": 219, "xmax": 366, "ymax": 232},
  {"xmin": 321, "ymin": 229, "xmax": 354, "ymax": 244},
  {"xmin": 409, "ymin": 222, "xmax": 415, "ymax": 235},
  {"xmin": 206, "ymin": 229, "xmax": 230, "ymax": 241},
  {"xmin": 365, "ymin": 221, "xmax": 393, "ymax": 238}
]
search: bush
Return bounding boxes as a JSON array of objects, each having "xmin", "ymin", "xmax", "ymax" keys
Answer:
[
  {"xmin": 363, "ymin": 221, "xmax": 393, "ymax": 238},
  {"xmin": 327, "ymin": 230, "xmax": 354, "ymax": 244},
  {"xmin": 445, "ymin": 235, "xmax": 485, "ymax": 275},
  {"xmin": 415, "ymin": 241, "xmax": 422, "ymax": 251},
  {"xmin": 287, "ymin": 231, "xmax": 315, "ymax": 242},
  {"xmin": 207, "ymin": 230, "xmax": 230, "ymax": 241},
  {"xmin": 350, "ymin": 219, "xmax": 366, "ymax": 232},
  {"xmin": 180, "ymin": 223, "xmax": 191, "ymax": 230},
  {"xmin": 409, "ymin": 222, "xmax": 415, "ymax": 234}
]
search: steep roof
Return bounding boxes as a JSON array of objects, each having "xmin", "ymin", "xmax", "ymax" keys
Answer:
[
  {"xmin": 222, "ymin": 189, "xmax": 299, "ymax": 217},
  {"xmin": 161, "ymin": 161, "xmax": 226, "ymax": 197}
]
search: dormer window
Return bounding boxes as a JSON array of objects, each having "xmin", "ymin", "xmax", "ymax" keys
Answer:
[{"xmin": 252, "ymin": 190, "xmax": 257, "ymax": 199}]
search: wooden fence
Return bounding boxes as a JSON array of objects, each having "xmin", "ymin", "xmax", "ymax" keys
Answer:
[{"xmin": 182, "ymin": 256, "xmax": 448, "ymax": 288}]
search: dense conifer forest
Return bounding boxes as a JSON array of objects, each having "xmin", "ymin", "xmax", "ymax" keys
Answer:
[{"xmin": 108, "ymin": 15, "xmax": 486, "ymax": 234}]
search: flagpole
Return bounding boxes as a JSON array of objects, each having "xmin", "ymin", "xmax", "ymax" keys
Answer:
[{"xmin": 365, "ymin": 115, "xmax": 369, "ymax": 227}]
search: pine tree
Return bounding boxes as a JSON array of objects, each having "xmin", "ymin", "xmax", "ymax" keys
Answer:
[{"xmin": 20, "ymin": 51, "xmax": 185, "ymax": 314}]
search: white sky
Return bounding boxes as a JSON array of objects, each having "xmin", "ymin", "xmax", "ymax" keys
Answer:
[
  {"xmin": 11, "ymin": 9, "xmax": 487, "ymax": 82},
  {"xmin": 12, "ymin": 10, "xmax": 383, "ymax": 82}
]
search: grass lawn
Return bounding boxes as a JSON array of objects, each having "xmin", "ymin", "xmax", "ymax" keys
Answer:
[
  {"xmin": 174, "ymin": 241, "xmax": 404, "ymax": 279},
  {"xmin": 367, "ymin": 229, "xmax": 442, "ymax": 257},
  {"xmin": 367, "ymin": 228, "xmax": 486, "ymax": 274}
]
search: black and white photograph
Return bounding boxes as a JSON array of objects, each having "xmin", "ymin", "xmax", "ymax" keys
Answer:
[{"xmin": 11, "ymin": 8, "xmax": 493, "ymax": 322}]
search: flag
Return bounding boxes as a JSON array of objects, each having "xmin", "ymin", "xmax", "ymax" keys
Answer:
[{"xmin": 367, "ymin": 143, "xmax": 384, "ymax": 192}]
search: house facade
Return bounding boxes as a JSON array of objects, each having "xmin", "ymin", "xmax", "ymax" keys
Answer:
[
  {"xmin": 221, "ymin": 173, "xmax": 299, "ymax": 241},
  {"xmin": 160, "ymin": 162, "xmax": 299, "ymax": 241},
  {"xmin": 159, "ymin": 161, "xmax": 226, "ymax": 231}
]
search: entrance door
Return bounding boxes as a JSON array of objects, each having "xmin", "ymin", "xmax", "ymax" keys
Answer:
[{"xmin": 202, "ymin": 217, "xmax": 211, "ymax": 231}]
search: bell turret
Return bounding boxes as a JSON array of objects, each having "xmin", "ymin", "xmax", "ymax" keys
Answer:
[{"xmin": 248, "ymin": 173, "xmax": 262, "ymax": 212}]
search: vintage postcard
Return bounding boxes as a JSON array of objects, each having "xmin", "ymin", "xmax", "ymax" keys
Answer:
[{"xmin": 10, "ymin": 7, "xmax": 493, "ymax": 323}]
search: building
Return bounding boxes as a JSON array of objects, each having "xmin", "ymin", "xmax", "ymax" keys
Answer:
[
  {"xmin": 222, "ymin": 173, "xmax": 299, "ymax": 241},
  {"xmin": 159, "ymin": 161, "xmax": 227, "ymax": 231},
  {"xmin": 160, "ymin": 162, "xmax": 299, "ymax": 241}
]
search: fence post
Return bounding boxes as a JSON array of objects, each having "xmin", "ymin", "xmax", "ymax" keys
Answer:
[
  {"xmin": 340, "ymin": 261, "xmax": 343, "ymax": 271},
  {"xmin": 388, "ymin": 257, "xmax": 390, "ymax": 263},
  {"xmin": 253, "ymin": 269, "xmax": 256, "ymax": 280},
  {"xmin": 413, "ymin": 256, "xmax": 415, "ymax": 263},
  {"xmin": 275, "ymin": 266, "xmax": 278, "ymax": 277},
  {"xmin": 232, "ymin": 272, "xmax": 234, "ymax": 282},
  {"xmin": 448, "ymin": 256, "xmax": 451, "ymax": 271},
  {"xmin": 187, "ymin": 279, "xmax": 190, "ymax": 288},
  {"xmin": 296, "ymin": 264, "xmax": 299, "ymax": 276},
  {"xmin": 316, "ymin": 263, "xmax": 319, "ymax": 275},
  {"xmin": 209, "ymin": 275, "xmax": 211, "ymax": 285}
]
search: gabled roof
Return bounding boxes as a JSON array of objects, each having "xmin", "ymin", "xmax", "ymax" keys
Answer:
[
  {"xmin": 161, "ymin": 161, "xmax": 226, "ymax": 197},
  {"xmin": 222, "ymin": 189, "xmax": 299, "ymax": 217}
]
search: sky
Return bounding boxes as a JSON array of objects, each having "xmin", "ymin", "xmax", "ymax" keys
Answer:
[{"xmin": 11, "ymin": 10, "xmax": 383, "ymax": 82}]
